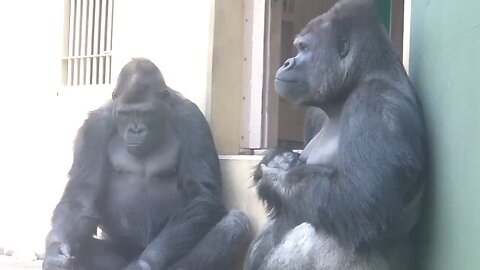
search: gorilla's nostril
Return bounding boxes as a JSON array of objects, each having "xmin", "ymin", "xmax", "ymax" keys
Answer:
[
  {"xmin": 129, "ymin": 127, "xmax": 145, "ymax": 135},
  {"xmin": 283, "ymin": 58, "xmax": 296, "ymax": 70}
]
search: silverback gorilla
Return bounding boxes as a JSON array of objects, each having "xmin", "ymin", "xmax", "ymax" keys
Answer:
[
  {"xmin": 245, "ymin": 0, "xmax": 426, "ymax": 269},
  {"xmin": 43, "ymin": 59, "xmax": 251, "ymax": 270}
]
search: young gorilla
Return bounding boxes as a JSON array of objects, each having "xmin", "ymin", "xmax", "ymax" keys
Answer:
[
  {"xmin": 43, "ymin": 59, "xmax": 251, "ymax": 270},
  {"xmin": 245, "ymin": 0, "xmax": 426, "ymax": 269}
]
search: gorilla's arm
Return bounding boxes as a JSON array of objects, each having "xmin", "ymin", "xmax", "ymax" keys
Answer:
[
  {"xmin": 133, "ymin": 99, "xmax": 226, "ymax": 269},
  {"xmin": 287, "ymin": 87, "xmax": 426, "ymax": 249},
  {"xmin": 44, "ymin": 104, "xmax": 115, "ymax": 265}
]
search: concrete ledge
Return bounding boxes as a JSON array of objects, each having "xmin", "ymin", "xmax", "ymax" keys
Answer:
[
  {"xmin": 0, "ymin": 256, "xmax": 41, "ymax": 270},
  {"xmin": 219, "ymin": 155, "xmax": 267, "ymax": 235}
]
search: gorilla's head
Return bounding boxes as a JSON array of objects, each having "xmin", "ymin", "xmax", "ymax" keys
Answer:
[
  {"xmin": 112, "ymin": 58, "xmax": 170, "ymax": 157},
  {"xmin": 274, "ymin": 0, "xmax": 387, "ymax": 107}
]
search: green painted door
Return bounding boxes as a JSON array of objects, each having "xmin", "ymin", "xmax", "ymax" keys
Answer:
[{"xmin": 410, "ymin": 1, "xmax": 480, "ymax": 269}]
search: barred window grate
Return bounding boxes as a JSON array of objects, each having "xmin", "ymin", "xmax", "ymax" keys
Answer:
[{"xmin": 62, "ymin": 0, "xmax": 114, "ymax": 86}]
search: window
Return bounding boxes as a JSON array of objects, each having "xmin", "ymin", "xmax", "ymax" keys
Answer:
[{"xmin": 62, "ymin": 0, "xmax": 114, "ymax": 86}]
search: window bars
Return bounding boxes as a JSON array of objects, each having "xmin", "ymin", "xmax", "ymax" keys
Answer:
[{"xmin": 62, "ymin": 0, "xmax": 114, "ymax": 86}]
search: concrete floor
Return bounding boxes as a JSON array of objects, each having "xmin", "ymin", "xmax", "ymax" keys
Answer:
[{"xmin": 0, "ymin": 256, "xmax": 42, "ymax": 270}]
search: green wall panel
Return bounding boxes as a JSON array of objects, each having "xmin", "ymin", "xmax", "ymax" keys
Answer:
[
  {"xmin": 410, "ymin": 1, "xmax": 480, "ymax": 269},
  {"xmin": 375, "ymin": 0, "xmax": 391, "ymax": 32}
]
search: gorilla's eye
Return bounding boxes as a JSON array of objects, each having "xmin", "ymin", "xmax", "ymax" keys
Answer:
[
  {"xmin": 117, "ymin": 110, "xmax": 130, "ymax": 116},
  {"xmin": 138, "ymin": 110, "xmax": 154, "ymax": 117},
  {"xmin": 298, "ymin": 41, "xmax": 309, "ymax": 52},
  {"xmin": 339, "ymin": 38, "xmax": 349, "ymax": 58}
]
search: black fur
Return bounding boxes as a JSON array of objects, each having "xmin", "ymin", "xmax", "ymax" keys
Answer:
[
  {"xmin": 247, "ymin": 0, "xmax": 426, "ymax": 269},
  {"xmin": 43, "ymin": 59, "xmax": 250, "ymax": 270}
]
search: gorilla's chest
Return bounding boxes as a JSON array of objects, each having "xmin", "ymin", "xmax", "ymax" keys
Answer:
[
  {"xmin": 300, "ymin": 117, "xmax": 340, "ymax": 165},
  {"xmin": 107, "ymin": 134, "xmax": 180, "ymax": 178},
  {"xmin": 101, "ymin": 135, "xmax": 186, "ymax": 247}
]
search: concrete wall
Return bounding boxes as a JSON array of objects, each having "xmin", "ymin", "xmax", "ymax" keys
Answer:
[
  {"xmin": 209, "ymin": 0, "xmax": 245, "ymax": 154},
  {"xmin": 0, "ymin": 1, "xmax": 65, "ymax": 254},
  {"xmin": 409, "ymin": 1, "xmax": 480, "ymax": 269}
]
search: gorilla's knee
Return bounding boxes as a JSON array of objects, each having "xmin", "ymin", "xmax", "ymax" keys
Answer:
[
  {"xmin": 169, "ymin": 210, "xmax": 252, "ymax": 270},
  {"xmin": 263, "ymin": 223, "xmax": 319, "ymax": 269},
  {"xmin": 219, "ymin": 210, "xmax": 251, "ymax": 237}
]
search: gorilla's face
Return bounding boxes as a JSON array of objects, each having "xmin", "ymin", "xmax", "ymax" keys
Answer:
[
  {"xmin": 114, "ymin": 98, "xmax": 168, "ymax": 157},
  {"xmin": 113, "ymin": 62, "xmax": 169, "ymax": 157},
  {"xmin": 275, "ymin": 10, "xmax": 351, "ymax": 107}
]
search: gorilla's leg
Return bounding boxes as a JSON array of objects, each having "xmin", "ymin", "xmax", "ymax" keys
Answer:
[
  {"xmin": 169, "ymin": 210, "xmax": 251, "ymax": 270},
  {"xmin": 244, "ymin": 220, "xmax": 278, "ymax": 270},
  {"xmin": 261, "ymin": 223, "xmax": 319, "ymax": 270},
  {"xmin": 264, "ymin": 223, "xmax": 389, "ymax": 270},
  {"xmin": 76, "ymin": 238, "xmax": 129, "ymax": 270}
]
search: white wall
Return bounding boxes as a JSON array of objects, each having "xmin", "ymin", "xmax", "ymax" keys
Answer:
[
  {"xmin": 113, "ymin": 0, "xmax": 214, "ymax": 115},
  {"xmin": 0, "ymin": 1, "xmax": 65, "ymax": 254}
]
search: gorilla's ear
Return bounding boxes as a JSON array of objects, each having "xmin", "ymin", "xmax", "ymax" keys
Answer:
[
  {"xmin": 112, "ymin": 89, "xmax": 119, "ymax": 100},
  {"xmin": 331, "ymin": 10, "xmax": 350, "ymax": 59},
  {"xmin": 160, "ymin": 88, "xmax": 170, "ymax": 99}
]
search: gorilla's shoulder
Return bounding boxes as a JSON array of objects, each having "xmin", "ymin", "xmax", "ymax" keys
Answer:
[
  {"xmin": 77, "ymin": 101, "xmax": 115, "ymax": 141},
  {"xmin": 88, "ymin": 101, "xmax": 114, "ymax": 120},
  {"xmin": 167, "ymin": 90, "xmax": 205, "ymax": 121}
]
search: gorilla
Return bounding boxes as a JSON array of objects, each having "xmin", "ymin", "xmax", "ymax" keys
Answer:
[
  {"xmin": 245, "ymin": 0, "xmax": 426, "ymax": 269},
  {"xmin": 43, "ymin": 58, "xmax": 251, "ymax": 270}
]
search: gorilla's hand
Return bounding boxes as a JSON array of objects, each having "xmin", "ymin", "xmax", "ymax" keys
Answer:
[
  {"xmin": 42, "ymin": 242, "xmax": 75, "ymax": 270},
  {"xmin": 267, "ymin": 151, "xmax": 301, "ymax": 171},
  {"xmin": 254, "ymin": 148, "xmax": 301, "ymax": 182},
  {"xmin": 260, "ymin": 164, "xmax": 287, "ymax": 182},
  {"xmin": 123, "ymin": 259, "xmax": 153, "ymax": 270}
]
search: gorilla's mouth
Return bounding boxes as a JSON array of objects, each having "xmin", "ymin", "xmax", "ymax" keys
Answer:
[
  {"xmin": 126, "ymin": 143, "xmax": 143, "ymax": 148},
  {"xmin": 275, "ymin": 77, "xmax": 297, "ymax": 83}
]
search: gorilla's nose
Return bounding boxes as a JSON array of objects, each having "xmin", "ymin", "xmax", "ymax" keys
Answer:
[
  {"xmin": 282, "ymin": 58, "xmax": 296, "ymax": 71},
  {"xmin": 129, "ymin": 127, "xmax": 146, "ymax": 135}
]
